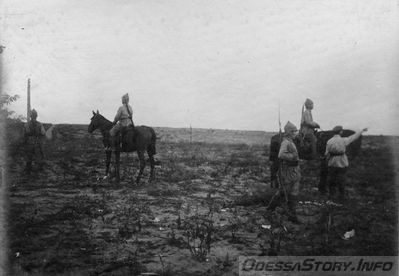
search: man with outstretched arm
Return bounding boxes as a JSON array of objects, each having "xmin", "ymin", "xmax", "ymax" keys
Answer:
[{"xmin": 325, "ymin": 125, "xmax": 368, "ymax": 201}]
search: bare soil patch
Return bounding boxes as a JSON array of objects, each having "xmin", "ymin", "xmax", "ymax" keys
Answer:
[{"xmin": 6, "ymin": 126, "xmax": 398, "ymax": 275}]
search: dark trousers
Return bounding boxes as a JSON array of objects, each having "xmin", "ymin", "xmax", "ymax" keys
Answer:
[
  {"xmin": 25, "ymin": 142, "xmax": 44, "ymax": 172},
  {"xmin": 327, "ymin": 167, "xmax": 347, "ymax": 197}
]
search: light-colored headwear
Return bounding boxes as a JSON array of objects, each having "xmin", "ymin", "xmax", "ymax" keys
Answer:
[
  {"xmin": 30, "ymin": 109, "xmax": 38, "ymax": 119},
  {"xmin": 332, "ymin": 125, "xmax": 343, "ymax": 134},
  {"xmin": 284, "ymin": 121, "xmax": 297, "ymax": 133},
  {"xmin": 304, "ymin": 98, "xmax": 313, "ymax": 109},
  {"xmin": 122, "ymin": 93, "xmax": 129, "ymax": 104}
]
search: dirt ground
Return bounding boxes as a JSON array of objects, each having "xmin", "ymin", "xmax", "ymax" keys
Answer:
[{"xmin": 5, "ymin": 125, "xmax": 399, "ymax": 275}]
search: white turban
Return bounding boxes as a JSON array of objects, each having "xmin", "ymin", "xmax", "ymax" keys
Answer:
[{"xmin": 122, "ymin": 93, "xmax": 129, "ymax": 104}]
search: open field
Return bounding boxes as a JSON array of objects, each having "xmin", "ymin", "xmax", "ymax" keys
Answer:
[{"xmin": 6, "ymin": 125, "xmax": 399, "ymax": 275}]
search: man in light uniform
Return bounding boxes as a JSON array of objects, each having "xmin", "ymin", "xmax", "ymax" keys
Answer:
[
  {"xmin": 325, "ymin": 125, "xmax": 367, "ymax": 200},
  {"xmin": 300, "ymin": 98, "xmax": 320, "ymax": 159},
  {"xmin": 109, "ymin": 93, "xmax": 134, "ymax": 150},
  {"xmin": 24, "ymin": 109, "xmax": 46, "ymax": 173},
  {"xmin": 278, "ymin": 121, "xmax": 301, "ymax": 223}
]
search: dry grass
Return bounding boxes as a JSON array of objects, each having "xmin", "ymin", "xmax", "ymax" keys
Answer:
[{"xmin": 6, "ymin": 125, "xmax": 398, "ymax": 275}]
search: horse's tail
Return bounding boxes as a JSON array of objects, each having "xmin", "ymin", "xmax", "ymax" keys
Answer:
[{"xmin": 149, "ymin": 127, "xmax": 157, "ymax": 155}]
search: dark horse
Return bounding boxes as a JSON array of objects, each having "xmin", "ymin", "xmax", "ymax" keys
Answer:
[
  {"xmin": 88, "ymin": 110, "xmax": 157, "ymax": 184},
  {"xmin": 269, "ymin": 129, "xmax": 362, "ymax": 192}
]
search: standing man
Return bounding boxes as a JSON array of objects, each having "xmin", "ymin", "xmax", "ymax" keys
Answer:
[
  {"xmin": 24, "ymin": 109, "xmax": 46, "ymax": 174},
  {"xmin": 300, "ymin": 98, "xmax": 320, "ymax": 159},
  {"xmin": 325, "ymin": 125, "xmax": 368, "ymax": 200},
  {"xmin": 278, "ymin": 121, "xmax": 301, "ymax": 223},
  {"xmin": 109, "ymin": 93, "xmax": 134, "ymax": 150}
]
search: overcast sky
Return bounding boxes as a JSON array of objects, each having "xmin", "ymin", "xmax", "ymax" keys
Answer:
[{"xmin": 1, "ymin": 0, "xmax": 398, "ymax": 135}]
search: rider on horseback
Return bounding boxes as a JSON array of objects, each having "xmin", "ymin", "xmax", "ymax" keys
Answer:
[
  {"xmin": 109, "ymin": 93, "xmax": 134, "ymax": 151},
  {"xmin": 300, "ymin": 98, "xmax": 320, "ymax": 159}
]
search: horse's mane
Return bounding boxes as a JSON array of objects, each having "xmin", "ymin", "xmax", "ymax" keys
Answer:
[{"xmin": 97, "ymin": 113, "xmax": 112, "ymax": 125}]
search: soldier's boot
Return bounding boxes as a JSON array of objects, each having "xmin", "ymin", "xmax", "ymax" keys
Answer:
[{"xmin": 287, "ymin": 195, "xmax": 300, "ymax": 224}]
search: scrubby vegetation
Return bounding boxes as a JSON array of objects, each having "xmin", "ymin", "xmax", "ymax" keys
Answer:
[{"xmin": 6, "ymin": 124, "xmax": 398, "ymax": 275}]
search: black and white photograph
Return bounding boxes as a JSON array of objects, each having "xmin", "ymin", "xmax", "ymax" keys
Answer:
[{"xmin": 1, "ymin": 0, "xmax": 398, "ymax": 275}]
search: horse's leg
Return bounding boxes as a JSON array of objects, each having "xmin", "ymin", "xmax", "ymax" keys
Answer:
[
  {"xmin": 105, "ymin": 150, "xmax": 112, "ymax": 178},
  {"xmin": 136, "ymin": 150, "xmax": 145, "ymax": 184},
  {"xmin": 115, "ymin": 150, "xmax": 121, "ymax": 183},
  {"xmin": 147, "ymin": 148, "xmax": 155, "ymax": 182}
]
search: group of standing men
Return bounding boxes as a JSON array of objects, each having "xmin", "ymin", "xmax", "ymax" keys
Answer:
[{"xmin": 277, "ymin": 98, "xmax": 367, "ymax": 223}]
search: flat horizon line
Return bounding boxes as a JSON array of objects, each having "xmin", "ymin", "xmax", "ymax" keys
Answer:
[{"xmin": 42, "ymin": 122, "xmax": 396, "ymax": 137}]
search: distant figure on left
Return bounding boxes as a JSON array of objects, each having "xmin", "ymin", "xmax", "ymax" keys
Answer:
[{"xmin": 24, "ymin": 109, "xmax": 45, "ymax": 174}]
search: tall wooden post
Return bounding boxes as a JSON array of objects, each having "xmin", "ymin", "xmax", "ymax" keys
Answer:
[{"xmin": 27, "ymin": 79, "xmax": 31, "ymax": 122}]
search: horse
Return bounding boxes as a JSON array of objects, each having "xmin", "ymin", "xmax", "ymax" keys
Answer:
[
  {"xmin": 88, "ymin": 110, "xmax": 157, "ymax": 184},
  {"xmin": 269, "ymin": 129, "xmax": 362, "ymax": 192}
]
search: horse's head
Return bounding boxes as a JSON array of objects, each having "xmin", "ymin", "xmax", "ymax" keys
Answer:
[{"xmin": 88, "ymin": 110, "xmax": 101, "ymax": 133}]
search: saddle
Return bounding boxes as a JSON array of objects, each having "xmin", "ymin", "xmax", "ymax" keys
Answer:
[
  {"xmin": 295, "ymin": 130, "xmax": 318, "ymax": 160},
  {"xmin": 119, "ymin": 126, "xmax": 136, "ymax": 152}
]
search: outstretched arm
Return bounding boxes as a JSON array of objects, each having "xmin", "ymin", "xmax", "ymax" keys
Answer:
[{"xmin": 344, "ymin": 128, "xmax": 368, "ymax": 146}]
